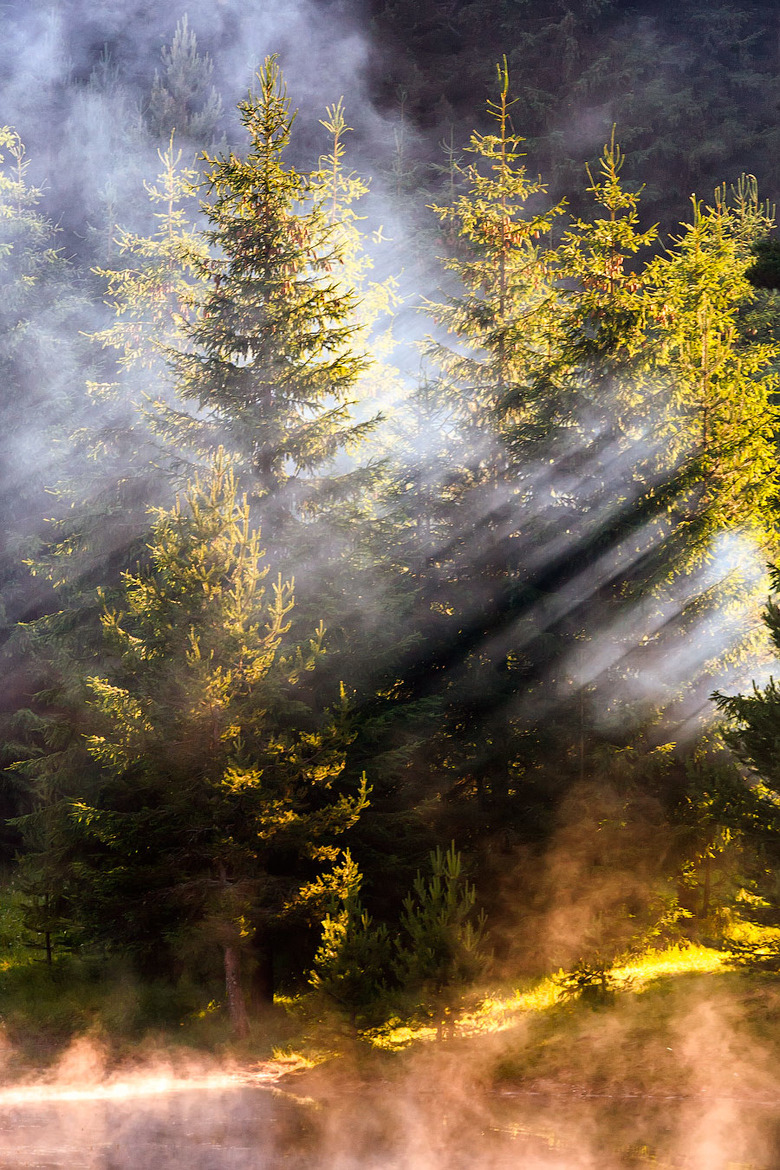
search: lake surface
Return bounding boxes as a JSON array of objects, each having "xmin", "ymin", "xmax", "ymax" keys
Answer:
[{"xmin": 0, "ymin": 1079, "xmax": 778, "ymax": 1168}]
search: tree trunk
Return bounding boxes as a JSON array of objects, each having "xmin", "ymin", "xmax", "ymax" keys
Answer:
[{"xmin": 224, "ymin": 944, "xmax": 250, "ymax": 1038}]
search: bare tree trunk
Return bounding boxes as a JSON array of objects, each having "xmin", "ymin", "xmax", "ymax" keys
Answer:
[{"xmin": 224, "ymin": 944, "xmax": 250, "ymax": 1038}]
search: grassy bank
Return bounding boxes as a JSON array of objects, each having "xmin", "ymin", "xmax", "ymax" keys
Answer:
[{"xmin": 3, "ymin": 881, "xmax": 780, "ymax": 1103}]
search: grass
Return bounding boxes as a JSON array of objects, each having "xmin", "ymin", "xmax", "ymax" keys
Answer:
[
  {"xmin": 0, "ymin": 951, "xmax": 312, "ymax": 1075},
  {"xmin": 610, "ymin": 942, "xmax": 729, "ymax": 986},
  {"xmin": 482, "ymin": 943, "xmax": 780, "ymax": 1101},
  {"xmin": 358, "ymin": 943, "xmax": 732, "ymax": 1054},
  {"xmin": 281, "ymin": 944, "xmax": 780, "ymax": 1170}
]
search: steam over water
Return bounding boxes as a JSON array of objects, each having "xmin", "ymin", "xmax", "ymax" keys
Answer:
[{"xmin": 1, "ymin": 1081, "xmax": 779, "ymax": 1168}]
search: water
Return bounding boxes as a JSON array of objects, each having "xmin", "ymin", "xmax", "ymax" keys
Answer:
[{"xmin": 0, "ymin": 1081, "xmax": 778, "ymax": 1168}]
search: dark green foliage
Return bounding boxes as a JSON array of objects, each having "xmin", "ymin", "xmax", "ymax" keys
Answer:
[
  {"xmin": 309, "ymin": 850, "xmax": 391, "ymax": 1020},
  {"xmin": 12, "ymin": 802, "xmax": 77, "ymax": 964},
  {"xmin": 715, "ymin": 568, "xmax": 780, "ymax": 797},
  {"xmin": 367, "ymin": 0, "xmax": 780, "ymax": 232},
  {"xmin": 394, "ymin": 844, "xmax": 488, "ymax": 1000},
  {"xmin": 745, "ymin": 236, "xmax": 780, "ymax": 290},
  {"xmin": 13, "ymin": 455, "xmax": 369, "ymax": 1030},
  {"xmin": 709, "ymin": 575, "xmax": 780, "ymax": 932}
]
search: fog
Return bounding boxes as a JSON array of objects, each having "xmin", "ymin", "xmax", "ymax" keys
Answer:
[
  {"xmin": 0, "ymin": 0, "xmax": 767, "ymax": 728},
  {"xmin": 0, "ymin": 2, "xmax": 777, "ymax": 1167},
  {"xmin": 0, "ymin": 1001, "xmax": 779, "ymax": 1168}
]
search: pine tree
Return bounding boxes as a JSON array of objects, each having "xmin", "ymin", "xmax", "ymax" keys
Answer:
[
  {"xmin": 20, "ymin": 454, "xmax": 368, "ymax": 1029},
  {"xmin": 507, "ymin": 166, "xmax": 780, "ymax": 752},
  {"xmin": 586, "ymin": 178, "xmax": 780, "ymax": 738},
  {"xmin": 426, "ymin": 59, "xmax": 564, "ymax": 458},
  {"xmin": 540, "ymin": 130, "xmax": 657, "ymax": 436},
  {"xmin": 490, "ymin": 133, "xmax": 661, "ymax": 767},
  {"xmin": 383, "ymin": 64, "xmax": 566, "ymax": 810},
  {"xmin": 11, "ymin": 798, "xmax": 76, "ymax": 965},
  {"xmin": 165, "ymin": 57, "xmax": 373, "ymax": 557},
  {"xmin": 644, "ymin": 178, "xmax": 780, "ymax": 571},
  {"xmin": 309, "ymin": 850, "xmax": 390, "ymax": 1023},
  {"xmin": 394, "ymin": 843, "xmax": 487, "ymax": 1037},
  {"xmin": 147, "ymin": 16, "xmax": 223, "ymax": 145}
]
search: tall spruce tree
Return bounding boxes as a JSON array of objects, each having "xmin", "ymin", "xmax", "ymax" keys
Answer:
[
  {"xmin": 644, "ymin": 178, "xmax": 780, "ymax": 571},
  {"xmin": 539, "ymin": 131, "xmax": 657, "ymax": 437},
  {"xmin": 498, "ymin": 134, "xmax": 661, "ymax": 760},
  {"xmin": 392, "ymin": 63, "xmax": 567, "ymax": 809},
  {"xmin": 164, "ymin": 57, "xmax": 374, "ymax": 564},
  {"xmin": 14, "ymin": 455, "xmax": 368, "ymax": 1028},
  {"xmin": 426, "ymin": 59, "xmax": 564, "ymax": 461},
  {"xmin": 596, "ymin": 178, "xmax": 780, "ymax": 737}
]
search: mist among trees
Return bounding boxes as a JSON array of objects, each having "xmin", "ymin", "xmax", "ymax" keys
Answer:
[{"xmin": 2, "ymin": 5, "xmax": 780, "ymax": 1043}]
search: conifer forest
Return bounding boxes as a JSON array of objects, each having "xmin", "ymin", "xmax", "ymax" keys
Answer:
[{"xmin": 4, "ymin": 2, "xmax": 780, "ymax": 1166}]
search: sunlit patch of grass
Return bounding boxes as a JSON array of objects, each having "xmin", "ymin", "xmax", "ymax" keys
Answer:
[
  {"xmin": 511, "ymin": 976, "xmax": 563, "ymax": 1013},
  {"xmin": 359, "ymin": 944, "xmax": 731, "ymax": 1050},
  {"xmin": 720, "ymin": 919, "xmax": 780, "ymax": 969},
  {"xmin": 457, "ymin": 977, "xmax": 564, "ymax": 1037},
  {"xmin": 362, "ymin": 1019, "xmax": 438, "ymax": 1051},
  {"xmin": 260, "ymin": 1048, "xmax": 325, "ymax": 1081},
  {"xmin": 611, "ymin": 943, "xmax": 729, "ymax": 990},
  {"xmin": 269, "ymin": 1046, "xmax": 318, "ymax": 1067},
  {"xmin": 489, "ymin": 942, "xmax": 780, "ymax": 1096},
  {"xmin": 450, "ymin": 945, "xmax": 731, "ymax": 1041},
  {"xmin": 358, "ymin": 980, "xmax": 567, "ymax": 1049}
]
